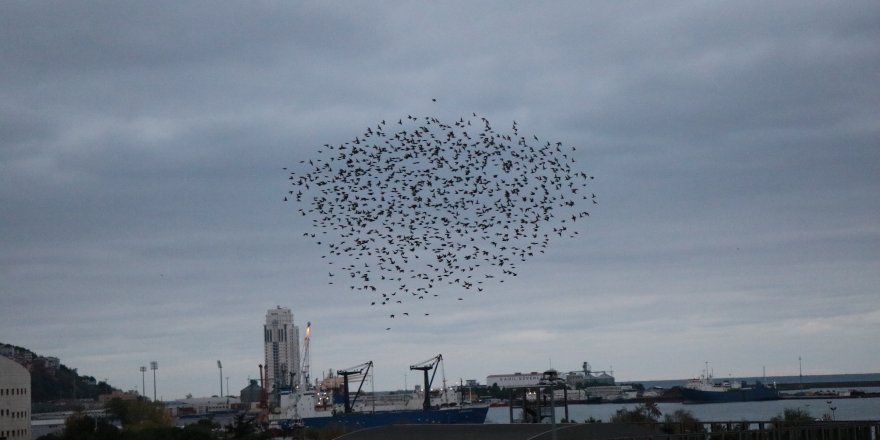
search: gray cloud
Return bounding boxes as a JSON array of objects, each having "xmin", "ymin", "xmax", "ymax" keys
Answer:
[{"xmin": 2, "ymin": 1, "xmax": 878, "ymax": 397}]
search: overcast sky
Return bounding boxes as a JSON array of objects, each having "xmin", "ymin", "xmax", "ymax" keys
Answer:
[{"xmin": 2, "ymin": 1, "xmax": 879, "ymax": 399}]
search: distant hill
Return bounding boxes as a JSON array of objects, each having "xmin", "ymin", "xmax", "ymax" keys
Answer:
[{"xmin": 1, "ymin": 342, "xmax": 117, "ymax": 403}]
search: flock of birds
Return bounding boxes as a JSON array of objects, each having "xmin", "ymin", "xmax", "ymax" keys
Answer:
[{"xmin": 286, "ymin": 110, "xmax": 595, "ymax": 328}]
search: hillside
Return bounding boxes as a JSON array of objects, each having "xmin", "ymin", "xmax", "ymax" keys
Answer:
[{"xmin": 1, "ymin": 342, "xmax": 116, "ymax": 403}]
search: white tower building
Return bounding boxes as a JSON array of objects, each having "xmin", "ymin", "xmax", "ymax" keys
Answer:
[{"xmin": 263, "ymin": 306, "xmax": 300, "ymax": 392}]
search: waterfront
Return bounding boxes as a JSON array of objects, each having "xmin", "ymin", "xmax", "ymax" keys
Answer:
[
  {"xmin": 637, "ymin": 373, "xmax": 880, "ymax": 391},
  {"xmin": 485, "ymin": 397, "xmax": 880, "ymax": 423}
]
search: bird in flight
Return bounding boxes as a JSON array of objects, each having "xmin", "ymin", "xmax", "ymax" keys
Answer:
[{"xmin": 285, "ymin": 110, "xmax": 595, "ymax": 328}]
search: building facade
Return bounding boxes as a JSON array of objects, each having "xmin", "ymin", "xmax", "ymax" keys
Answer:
[
  {"xmin": 486, "ymin": 372, "xmax": 544, "ymax": 388},
  {"xmin": 239, "ymin": 380, "xmax": 262, "ymax": 407},
  {"xmin": 0, "ymin": 355, "xmax": 31, "ymax": 440},
  {"xmin": 263, "ymin": 306, "xmax": 300, "ymax": 392},
  {"xmin": 488, "ymin": 362, "xmax": 615, "ymax": 390}
]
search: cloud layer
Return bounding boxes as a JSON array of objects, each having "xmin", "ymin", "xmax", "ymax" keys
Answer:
[{"xmin": 2, "ymin": 1, "xmax": 878, "ymax": 398}]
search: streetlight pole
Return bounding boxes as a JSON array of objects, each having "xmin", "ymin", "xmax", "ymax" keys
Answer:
[
  {"xmin": 150, "ymin": 361, "xmax": 158, "ymax": 401},
  {"xmin": 217, "ymin": 361, "xmax": 223, "ymax": 397},
  {"xmin": 140, "ymin": 366, "xmax": 147, "ymax": 401},
  {"xmin": 827, "ymin": 400, "xmax": 837, "ymax": 420}
]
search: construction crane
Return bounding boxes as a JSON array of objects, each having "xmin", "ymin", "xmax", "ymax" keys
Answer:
[
  {"xmin": 301, "ymin": 321, "xmax": 311, "ymax": 388},
  {"xmin": 409, "ymin": 354, "xmax": 443, "ymax": 411},
  {"xmin": 336, "ymin": 361, "xmax": 372, "ymax": 414}
]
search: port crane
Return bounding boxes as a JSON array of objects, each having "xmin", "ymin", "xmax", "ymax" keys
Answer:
[
  {"xmin": 409, "ymin": 354, "xmax": 443, "ymax": 411},
  {"xmin": 301, "ymin": 322, "xmax": 311, "ymax": 388},
  {"xmin": 337, "ymin": 361, "xmax": 372, "ymax": 414}
]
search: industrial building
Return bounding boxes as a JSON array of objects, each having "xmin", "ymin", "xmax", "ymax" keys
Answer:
[
  {"xmin": 486, "ymin": 372, "xmax": 545, "ymax": 388},
  {"xmin": 487, "ymin": 361, "xmax": 615, "ymax": 389}
]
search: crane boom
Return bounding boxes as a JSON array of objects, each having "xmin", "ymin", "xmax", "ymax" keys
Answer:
[
  {"xmin": 409, "ymin": 354, "xmax": 443, "ymax": 411},
  {"xmin": 337, "ymin": 361, "xmax": 372, "ymax": 413},
  {"xmin": 301, "ymin": 322, "xmax": 311, "ymax": 388}
]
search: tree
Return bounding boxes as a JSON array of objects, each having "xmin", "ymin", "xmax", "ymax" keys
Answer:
[
  {"xmin": 610, "ymin": 402, "xmax": 661, "ymax": 424},
  {"xmin": 226, "ymin": 413, "xmax": 259, "ymax": 439},
  {"xmin": 486, "ymin": 383, "xmax": 503, "ymax": 399},
  {"xmin": 41, "ymin": 412, "xmax": 121, "ymax": 440},
  {"xmin": 104, "ymin": 398, "xmax": 172, "ymax": 431},
  {"xmin": 179, "ymin": 419, "xmax": 218, "ymax": 440},
  {"xmin": 771, "ymin": 407, "xmax": 814, "ymax": 428},
  {"xmin": 661, "ymin": 409, "xmax": 703, "ymax": 434}
]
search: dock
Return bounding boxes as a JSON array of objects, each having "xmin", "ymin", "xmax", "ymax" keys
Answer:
[{"xmin": 335, "ymin": 423, "xmax": 657, "ymax": 440}]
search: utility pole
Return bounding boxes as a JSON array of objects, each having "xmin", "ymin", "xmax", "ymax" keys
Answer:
[{"xmin": 799, "ymin": 356, "xmax": 803, "ymax": 389}]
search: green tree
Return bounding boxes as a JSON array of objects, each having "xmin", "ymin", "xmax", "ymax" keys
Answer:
[
  {"xmin": 226, "ymin": 413, "xmax": 259, "ymax": 439},
  {"xmin": 771, "ymin": 407, "xmax": 814, "ymax": 428},
  {"xmin": 45, "ymin": 412, "xmax": 121, "ymax": 440},
  {"xmin": 486, "ymin": 383, "xmax": 503, "ymax": 399},
  {"xmin": 610, "ymin": 402, "xmax": 661, "ymax": 424},
  {"xmin": 661, "ymin": 409, "xmax": 703, "ymax": 434},
  {"xmin": 104, "ymin": 398, "xmax": 172, "ymax": 431}
]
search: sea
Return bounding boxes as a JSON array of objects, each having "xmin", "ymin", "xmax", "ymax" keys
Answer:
[
  {"xmin": 485, "ymin": 398, "xmax": 880, "ymax": 423},
  {"xmin": 485, "ymin": 373, "xmax": 880, "ymax": 423},
  {"xmin": 635, "ymin": 373, "xmax": 880, "ymax": 390}
]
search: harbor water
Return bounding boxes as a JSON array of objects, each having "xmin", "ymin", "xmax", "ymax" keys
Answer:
[{"xmin": 485, "ymin": 397, "xmax": 880, "ymax": 423}]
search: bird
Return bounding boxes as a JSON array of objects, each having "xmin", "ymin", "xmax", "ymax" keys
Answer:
[{"xmin": 285, "ymin": 112, "xmax": 595, "ymax": 328}]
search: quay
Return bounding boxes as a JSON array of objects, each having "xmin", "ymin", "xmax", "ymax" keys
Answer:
[
  {"xmin": 776, "ymin": 380, "xmax": 880, "ymax": 391},
  {"xmin": 335, "ymin": 423, "xmax": 656, "ymax": 440},
  {"xmin": 334, "ymin": 420, "xmax": 880, "ymax": 440}
]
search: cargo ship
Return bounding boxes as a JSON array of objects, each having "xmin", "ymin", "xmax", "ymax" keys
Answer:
[
  {"xmin": 679, "ymin": 365, "xmax": 780, "ymax": 403},
  {"xmin": 272, "ymin": 354, "xmax": 488, "ymax": 429},
  {"xmin": 276, "ymin": 390, "xmax": 488, "ymax": 429}
]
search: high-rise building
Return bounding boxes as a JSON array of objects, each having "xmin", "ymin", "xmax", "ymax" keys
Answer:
[{"xmin": 263, "ymin": 306, "xmax": 300, "ymax": 392}]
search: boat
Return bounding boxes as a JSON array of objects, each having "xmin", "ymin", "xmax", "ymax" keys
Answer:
[
  {"xmin": 272, "ymin": 354, "xmax": 488, "ymax": 429},
  {"xmin": 276, "ymin": 391, "xmax": 488, "ymax": 429},
  {"xmin": 679, "ymin": 365, "xmax": 780, "ymax": 403}
]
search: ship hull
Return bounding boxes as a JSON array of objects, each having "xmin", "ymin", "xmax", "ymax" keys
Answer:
[
  {"xmin": 680, "ymin": 384, "xmax": 780, "ymax": 403},
  {"xmin": 284, "ymin": 406, "xmax": 488, "ymax": 429}
]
